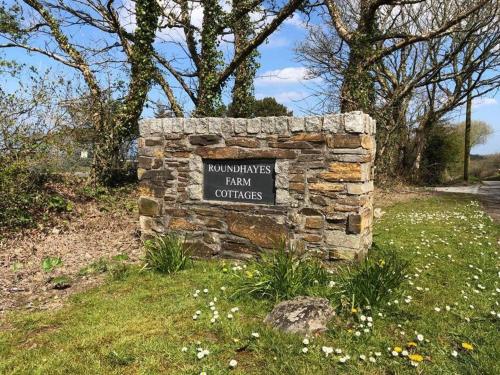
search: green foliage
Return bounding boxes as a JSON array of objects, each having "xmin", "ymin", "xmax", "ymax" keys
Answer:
[
  {"xmin": 47, "ymin": 195, "xmax": 73, "ymax": 213},
  {"xmin": 454, "ymin": 120, "xmax": 493, "ymax": 148},
  {"xmin": 42, "ymin": 256, "xmax": 63, "ymax": 273},
  {"xmin": 144, "ymin": 233, "xmax": 191, "ymax": 274},
  {"xmin": 50, "ymin": 275, "xmax": 71, "ymax": 290},
  {"xmin": 227, "ymin": 97, "xmax": 293, "ymax": 118},
  {"xmin": 334, "ymin": 246, "xmax": 410, "ymax": 310},
  {"xmin": 422, "ymin": 122, "xmax": 463, "ymax": 184},
  {"xmin": 78, "ymin": 258, "xmax": 110, "ymax": 276},
  {"xmin": 78, "ymin": 254, "xmax": 131, "ymax": 280},
  {"xmin": 233, "ymin": 241, "xmax": 329, "ymax": 301}
]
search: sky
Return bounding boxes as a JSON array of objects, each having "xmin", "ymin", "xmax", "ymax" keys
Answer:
[{"xmin": 2, "ymin": 2, "xmax": 499, "ymax": 155}]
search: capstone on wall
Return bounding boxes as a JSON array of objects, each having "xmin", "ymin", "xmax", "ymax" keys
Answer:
[{"xmin": 137, "ymin": 112, "xmax": 375, "ymax": 261}]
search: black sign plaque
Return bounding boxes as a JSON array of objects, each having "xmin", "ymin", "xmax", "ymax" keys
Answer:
[{"xmin": 203, "ymin": 159, "xmax": 276, "ymax": 205}]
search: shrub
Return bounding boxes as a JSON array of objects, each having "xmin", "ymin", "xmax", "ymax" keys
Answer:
[
  {"xmin": 232, "ymin": 241, "xmax": 329, "ymax": 301},
  {"xmin": 42, "ymin": 256, "xmax": 63, "ymax": 273},
  {"xmin": 333, "ymin": 245, "xmax": 410, "ymax": 310},
  {"xmin": 143, "ymin": 233, "xmax": 191, "ymax": 274}
]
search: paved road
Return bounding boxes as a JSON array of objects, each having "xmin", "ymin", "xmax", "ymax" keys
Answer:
[{"xmin": 434, "ymin": 181, "xmax": 500, "ymax": 222}]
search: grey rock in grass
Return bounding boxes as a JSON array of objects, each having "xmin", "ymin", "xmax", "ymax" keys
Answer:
[{"xmin": 264, "ymin": 296, "xmax": 335, "ymax": 334}]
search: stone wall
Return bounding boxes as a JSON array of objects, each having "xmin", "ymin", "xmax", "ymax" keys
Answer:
[{"xmin": 138, "ymin": 111, "xmax": 376, "ymax": 261}]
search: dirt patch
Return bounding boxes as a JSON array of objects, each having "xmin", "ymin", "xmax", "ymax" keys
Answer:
[{"xmin": 0, "ymin": 195, "xmax": 142, "ymax": 314}]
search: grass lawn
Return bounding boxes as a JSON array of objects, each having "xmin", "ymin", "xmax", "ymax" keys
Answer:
[{"xmin": 1, "ymin": 195, "xmax": 499, "ymax": 374}]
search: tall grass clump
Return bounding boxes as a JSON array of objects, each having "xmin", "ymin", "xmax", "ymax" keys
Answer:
[
  {"xmin": 334, "ymin": 245, "xmax": 410, "ymax": 310},
  {"xmin": 144, "ymin": 233, "xmax": 191, "ymax": 274},
  {"xmin": 233, "ymin": 241, "xmax": 329, "ymax": 301}
]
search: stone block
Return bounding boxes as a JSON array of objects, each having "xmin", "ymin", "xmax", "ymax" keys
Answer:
[
  {"xmin": 276, "ymin": 189, "xmax": 291, "ymax": 205},
  {"xmin": 168, "ymin": 218, "xmax": 200, "ymax": 231},
  {"xmin": 289, "ymin": 117, "xmax": 305, "ymax": 132},
  {"xmin": 320, "ymin": 162, "xmax": 370, "ymax": 182},
  {"xmin": 189, "ymin": 134, "xmax": 222, "ymax": 146},
  {"xmin": 308, "ymin": 182, "xmax": 345, "ymax": 192},
  {"xmin": 183, "ymin": 118, "xmax": 196, "ymax": 133},
  {"xmin": 346, "ymin": 181, "xmax": 374, "ymax": 195},
  {"xmin": 195, "ymin": 118, "xmax": 208, "ymax": 133},
  {"xmin": 275, "ymin": 117, "xmax": 289, "ymax": 134},
  {"xmin": 138, "ymin": 196, "xmax": 162, "ymax": 217},
  {"xmin": 195, "ymin": 147, "xmax": 296, "ymax": 159},
  {"xmin": 234, "ymin": 118, "xmax": 247, "ymax": 134},
  {"xmin": 172, "ymin": 118, "xmax": 184, "ymax": 133},
  {"xmin": 247, "ymin": 118, "xmax": 261, "ymax": 133},
  {"xmin": 305, "ymin": 116, "xmax": 322, "ymax": 132},
  {"xmin": 325, "ymin": 230, "xmax": 361, "ymax": 249},
  {"xmin": 343, "ymin": 111, "xmax": 365, "ymax": 133},
  {"xmin": 139, "ymin": 216, "xmax": 165, "ymax": 233},
  {"xmin": 323, "ymin": 114, "xmax": 342, "ymax": 133},
  {"xmin": 226, "ymin": 137, "xmax": 260, "ymax": 148},
  {"xmin": 208, "ymin": 117, "xmax": 222, "ymax": 134},
  {"xmin": 290, "ymin": 133, "xmax": 325, "ymax": 142},
  {"xmin": 305, "ymin": 216, "xmax": 324, "ymax": 229},
  {"xmin": 227, "ymin": 213, "xmax": 287, "ymax": 248}
]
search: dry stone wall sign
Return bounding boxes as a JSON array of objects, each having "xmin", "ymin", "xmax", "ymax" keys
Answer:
[
  {"xmin": 203, "ymin": 159, "xmax": 276, "ymax": 204},
  {"xmin": 137, "ymin": 112, "xmax": 376, "ymax": 261}
]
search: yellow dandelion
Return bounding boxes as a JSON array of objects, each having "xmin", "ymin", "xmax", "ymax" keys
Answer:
[
  {"xmin": 351, "ymin": 307, "xmax": 358, "ymax": 313},
  {"xmin": 408, "ymin": 354, "xmax": 424, "ymax": 362},
  {"xmin": 394, "ymin": 347, "xmax": 403, "ymax": 353},
  {"xmin": 461, "ymin": 342, "xmax": 474, "ymax": 351},
  {"xmin": 407, "ymin": 342, "xmax": 417, "ymax": 348}
]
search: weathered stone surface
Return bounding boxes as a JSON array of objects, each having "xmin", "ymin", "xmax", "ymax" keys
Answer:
[
  {"xmin": 247, "ymin": 118, "xmax": 261, "ymax": 133},
  {"xmin": 310, "ymin": 195, "xmax": 327, "ymax": 206},
  {"xmin": 361, "ymin": 135, "xmax": 375, "ymax": 149},
  {"xmin": 289, "ymin": 117, "xmax": 305, "ymax": 132},
  {"xmin": 344, "ymin": 111, "xmax": 365, "ymax": 133},
  {"xmin": 138, "ymin": 156, "xmax": 154, "ymax": 169},
  {"xmin": 346, "ymin": 181, "xmax": 374, "ymax": 195},
  {"xmin": 268, "ymin": 141, "xmax": 313, "ymax": 149},
  {"xmin": 325, "ymin": 230, "xmax": 361, "ymax": 249},
  {"xmin": 323, "ymin": 115, "xmax": 342, "ymax": 133},
  {"xmin": 309, "ymin": 182, "xmax": 345, "ymax": 192},
  {"xmin": 289, "ymin": 182, "xmax": 305, "ymax": 193},
  {"xmin": 305, "ymin": 216, "xmax": 324, "ymax": 229},
  {"xmin": 301, "ymin": 234, "xmax": 322, "ymax": 243},
  {"xmin": 139, "ymin": 169, "xmax": 173, "ymax": 183},
  {"xmin": 220, "ymin": 240, "xmax": 259, "ymax": 260},
  {"xmin": 305, "ymin": 116, "xmax": 322, "ymax": 132},
  {"xmin": 138, "ymin": 197, "xmax": 162, "ymax": 216},
  {"xmin": 290, "ymin": 133, "xmax": 325, "ymax": 142},
  {"xmin": 145, "ymin": 137, "xmax": 164, "ymax": 146},
  {"xmin": 327, "ymin": 134, "xmax": 362, "ymax": 149},
  {"xmin": 264, "ymin": 296, "xmax": 335, "ymax": 334},
  {"xmin": 188, "ymin": 240, "xmax": 218, "ymax": 257},
  {"xmin": 226, "ymin": 137, "xmax": 260, "ymax": 148},
  {"xmin": 320, "ymin": 162, "xmax": 370, "ymax": 182},
  {"xmin": 168, "ymin": 217, "xmax": 200, "ymax": 231},
  {"xmin": 195, "ymin": 147, "xmax": 296, "ymax": 159},
  {"xmin": 188, "ymin": 134, "xmax": 222, "ymax": 146},
  {"xmin": 139, "ymin": 216, "xmax": 165, "ymax": 233},
  {"xmin": 227, "ymin": 213, "xmax": 287, "ymax": 248},
  {"xmin": 329, "ymin": 247, "xmax": 359, "ymax": 261}
]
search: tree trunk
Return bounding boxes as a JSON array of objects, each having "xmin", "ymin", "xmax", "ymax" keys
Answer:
[
  {"xmin": 463, "ymin": 77, "xmax": 473, "ymax": 182},
  {"xmin": 340, "ymin": 36, "xmax": 375, "ymax": 113},
  {"xmin": 230, "ymin": 0, "xmax": 258, "ymax": 118},
  {"xmin": 194, "ymin": 0, "xmax": 224, "ymax": 117}
]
